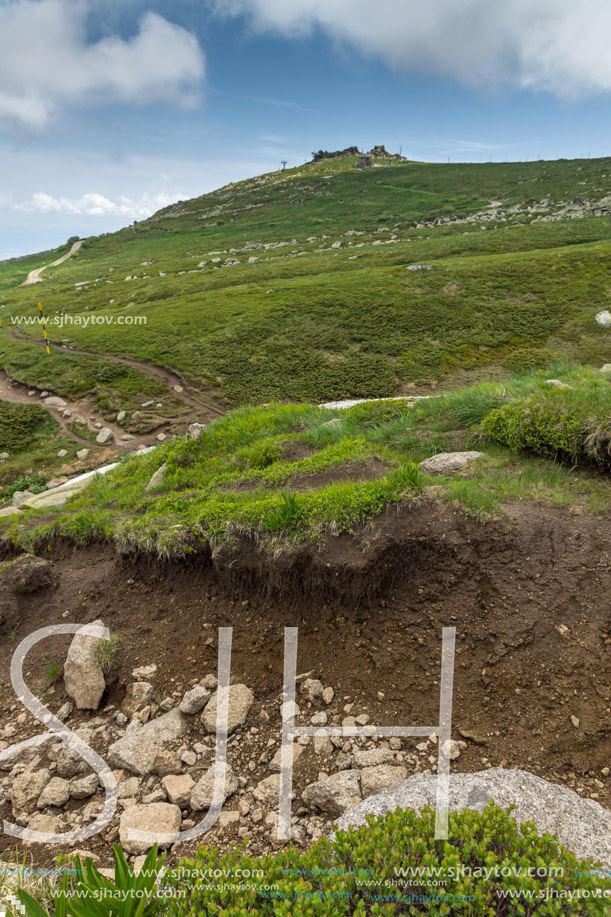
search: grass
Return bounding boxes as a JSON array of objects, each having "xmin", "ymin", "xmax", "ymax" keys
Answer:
[{"xmin": 1, "ymin": 364, "xmax": 610, "ymax": 557}]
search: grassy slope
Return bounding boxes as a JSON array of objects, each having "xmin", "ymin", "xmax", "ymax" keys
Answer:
[{"xmin": 0, "ymin": 154, "xmax": 610, "ymax": 410}]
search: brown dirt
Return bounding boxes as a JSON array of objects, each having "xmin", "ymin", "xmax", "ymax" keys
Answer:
[{"xmin": 0, "ymin": 500, "xmax": 610, "ymax": 867}]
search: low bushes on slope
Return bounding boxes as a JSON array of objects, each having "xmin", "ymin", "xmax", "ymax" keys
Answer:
[
  {"xmin": 0, "ymin": 401, "xmax": 47, "ymax": 453},
  {"xmin": 160, "ymin": 804, "xmax": 610, "ymax": 915}
]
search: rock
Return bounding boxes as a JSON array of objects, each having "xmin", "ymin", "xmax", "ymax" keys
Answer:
[
  {"xmin": 334, "ymin": 768, "xmax": 611, "ymax": 868},
  {"xmin": 37, "ymin": 777, "xmax": 70, "ymax": 809},
  {"xmin": 13, "ymin": 766, "xmax": 51, "ymax": 814},
  {"xmin": 12, "ymin": 491, "xmax": 29, "ymax": 507},
  {"xmin": 270, "ymin": 743, "xmax": 305, "ymax": 772},
  {"xmin": 595, "ymin": 310, "xmax": 611, "ymax": 326},
  {"xmin": 63, "ymin": 619, "xmax": 106, "ymax": 710},
  {"xmin": 179, "ymin": 685, "xmax": 210, "ymax": 715},
  {"xmin": 303, "ymin": 771, "xmax": 362, "ymax": 817},
  {"xmin": 0, "ymin": 734, "xmax": 58, "ymax": 771},
  {"xmin": 57, "ymin": 449, "xmax": 68, "ymax": 458},
  {"xmin": 25, "ymin": 814, "xmax": 59, "ymax": 841},
  {"xmin": 55, "ymin": 743, "xmax": 88, "ymax": 778},
  {"xmin": 311, "ymin": 712, "xmax": 328, "ymax": 726},
  {"xmin": 96, "ymin": 428, "xmax": 113, "ymax": 445},
  {"xmin": 107, "ymin": 709, "xmax": 187, "ymax": 775},
  {"xmin": 2, "ymin": 555, "xmax": 55, "ymax": 594},
  {"xmin": 202, "ymin": 684, "xmax": 254, "ymax": 735},
  {"xmin": 117, "ymin": 411, "xmax": 126, "ymax": 422},
  {"xmin": 353, "ymin": 748, "xmax": 396, "ymax": 768},
  {"xmin": 121, "ymin": 682, "xmax": 154, "ymax": 717},
  {"xmin": 70, "ymin": 774, "xmax": 99, "ymax": 799},
  {"xmin": 187, "ymin": 423, "xmax": 206, "ymax": 440},
  {"xmin": 360, "ymin": 765, "xmax": 407, "ymax": 798},
  {"xmin": 76, "ymin": 448, "xmax": 90, "ymax": 461},
  {"xmin": 322, "ymin": 687, "xmax": 334, "ymax": 705},
  {"xmin": 322, "ymin": 418, "xmax": 342, "ymax": 428},
  {"xmin": 191, "ymin": 764, "xmax": 238, "ymax": 810},
  {"xmin": 253, "ymin": 774, "xmax": 281, "ymax": 808},
  {"xmin": 441, "ymin": 739, "xmax": 463, "ymax": 761},
  {"xmin": 162, "ymin": 774, "xmax": 195, "ymax": 807},
  {"xmin": 313, "ymin": 732, "xmax": 333, "ymax": 757},
  {"xmin": 406, "ymin": 263, "xmax": 432, "ymax": 271},
  {"xmin": 544, "ymin": 379, "xmax": 573, "ymax": 389},
  {"xmin": 146, "ymin": 464, "xmax": 167, "ymax": 491},
  {"xmin": 56, "ymin": 702, "xmax": 73, "ymax": 722},
  {"xmin": 419, "ymin": 451, "xmax": 485, "ymax": 475},
  {"xmin": 0, "ymin": 452, "xmax": 9, "ymax": 460},
  {"xmin": 570, "ymin": 715, "xmax": 580, "ymax": 728},
  {"xmin": 132, "ymin": 664, "xmax": 158, "ymax": 679},
  {"xmin": 300, "ymin": 678, "xmax": 324, "ymax": 704},
  {"xmin": 44, "ymin": 396, "xmax": 67, "ymax": 408},
  {"xmin": 119, "ymin": 802, "xmax": 181, "ymax": 855},
  {"xmin": 181, "ymin": 750, "xmax": 197, "ymax": 767}
]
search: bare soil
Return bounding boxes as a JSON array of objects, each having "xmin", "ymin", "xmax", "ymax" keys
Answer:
[{"xmin": 0, "ymin": 500, "xmax": 609, "ymax": 867}]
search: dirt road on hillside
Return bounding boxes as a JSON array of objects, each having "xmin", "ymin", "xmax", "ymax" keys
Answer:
[{"xmin": 20, "ymin": 239, "xmax": 83, "ymax": 286}]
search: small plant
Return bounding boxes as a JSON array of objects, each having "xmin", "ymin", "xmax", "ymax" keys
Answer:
[
  {"xmin": 388, "ymin": 462, "xmax": 424, "ymax": 493},
  {"xmin": 263, "ymin": 493, "xmax": 302, "ymax": 532},
  {"xmin": 6, "ymin": 628, "xmax": 18, "ymax": 643},
  {"xmin": 18, "ymin": 843, "xmax": 166, "ymax": 916},
  {"xmin": 96, "ymin": 633, "xmax": 120, "ymax": 674},
  {"xmin": 45, "ymin": 663, "xmax": 62, "ymax": 684}
]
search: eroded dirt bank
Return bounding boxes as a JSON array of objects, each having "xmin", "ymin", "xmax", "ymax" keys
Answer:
[{"xmin": 0, "ymin": 501, "xmax": 609, "ymax": 866}]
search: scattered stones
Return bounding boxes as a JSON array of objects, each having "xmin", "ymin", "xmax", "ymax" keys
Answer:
[
  {"xmin": 13, "ymin": 766, "xmax": 52, "ymax": 815},
  {"xmin": 119, "ymin": 803, "xmax": 181, "ymax": 855},
  {"xmin": 419, "ymin": 451, "xmax": 485, "ymax": 475},
  {"xmin": 302, "ymin": 770, "xmax": 362, "ymax": 817},
  {"xmin": 63, "ymin": 619, "xmax": 106, "ymax": 710},
  {"xmin": 253, "ymin": 774, "xmax": 281, "ymax": 808},
  {"xmin": 179, "ymin": 685, "xmax": 211, "ymax": 715},
  {"xmin": 313, "ymin": 732, "xmax": 333, "ymax": 757},
  {"xmin": 353, "ymin": 748, "xmax": 396, "ymax": 768},
  {"xmin": 300, "ymin": 678, "xmax": 324, "ymax": 704},
  {"xmin": 95, "ymin": 428, "xmax": 113, "ymax": 445},
  {"xmin": 146, "ymin": 464, "xmax": 167, "ymax": 491},
  {"xmin": 122, "ymin": 682, "xmax": 155, "ymax": 717},
  {"xmin": 202, "ymin": 685, "xmax": 254, "ymax": 735},
  {"xmin": 191, "ymin": 764, "xmax": 238, "ymax": 810}
]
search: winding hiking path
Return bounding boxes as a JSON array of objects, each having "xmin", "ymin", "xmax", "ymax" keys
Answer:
[{"xmin": 21, "ymin": 240, "xmax": 83, "ymax": 286}]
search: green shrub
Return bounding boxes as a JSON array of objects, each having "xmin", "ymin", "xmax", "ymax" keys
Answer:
[
  {"xmin": 160, "ymin": 804, "xmax": 610, "ymax": 915},
  {"xmin": 503, "ymin": 347, "xmax": 556, "ymax": 371},
  {"xmin": 0, "ymin": 402, "xmax": 47, "ymax": 453}
]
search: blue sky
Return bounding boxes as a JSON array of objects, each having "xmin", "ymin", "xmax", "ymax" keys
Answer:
[{"xmin": 1, "ymin": 0, "xmax": 611, "ymax": 259}]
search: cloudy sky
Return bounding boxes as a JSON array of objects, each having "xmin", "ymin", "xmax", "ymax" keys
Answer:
[{"xmin": 2, "ymin": 0, "xmax": 611, "ymax": 259}]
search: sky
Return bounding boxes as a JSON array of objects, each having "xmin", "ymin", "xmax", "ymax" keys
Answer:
[{"xmin": 1, "ymin": 0, "xmax": 611, "ymax": 260}]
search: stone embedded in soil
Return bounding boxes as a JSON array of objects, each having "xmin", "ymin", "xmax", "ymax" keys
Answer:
[
  {"xmin": 12, "ymin": 766, "xmax": 51, "ymax": 815},
  {"xmin": 179, "ymin": 684, "xmax": 211, "ymax": 715},
  {"xmin": 44, "ymin": 396, "xmax": 67, "ymax": 408},
  {"xmin": 76, "ymin": 448, "xmax": 89, "ymax": 460},
  {"xmin": 270, "ymin": 743, "xmax": 305, "ymax": 772},
  {"xmin": 119, "ymin": 802, "xmax": 182, "ymax": 855},
  {"xmin": 201, "ymin": 684, "xmax": 254, "ymax": 735},
  {"xmin": 333, "ymin": 768, "xmax": 611, "ymax": 869},
  {"xmin": 63, "ymin": 619, "xmax": 106, "ymax": 710},
  {"xmin": 53, "ymin": 743, "xmax": 89, "ymax": 778},
  {"xmin": 322, "ymin": 687, "xmax": 334, "ymax": 705},
  {"xmin": 302, "ymin": 770, "xmax": 362, "ymax": 817},
  {"xmin": 300, "ymin": 678, "xmax": 324, "ymax": 704},
  {"xmin": 162, "ymin": 774, "xmax": 195, "ymax": 807},
  {"xmin": 353, "ymin": 747, "xmax": 396, "ymax": 768},
  {"xmin": 107, "ymin": 708, "xmax": 187, "ymax": 776},
  {"xmin": 190, "ymin": 764, "xmax": 238, "ymax": 810},
  {"xmin": 37, "ymin": 777, "xmax": 71, "ymax": 809},
  {"xmin": 359, "ymin": 764, "xmax": 408, "ymax": 797},
  {"xmin": 96, "ymin": 427, "xmax": 113, "ymax": 445},
  {"xmin": 418, "ymin": 451, "xmax": 485, "ymax": 475},
  {"xmin": 253, "ymin": 774, "xmax": 281, "ymax": 809},
  {"xmin": 132, "ymin": 664, "xmax": 158, "ymax": 679},
  {"xmin": 146, "ymin": 464, "xmax": 167, "ymax": 491},
  {"xmin": 121, "ymin": 682, "xmax": 154, "ymax": 717}
]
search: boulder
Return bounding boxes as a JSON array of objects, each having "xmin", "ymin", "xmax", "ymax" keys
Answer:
[
  {"xmin": 70, "ymin": 774, "xmax": 99, "ymax": 799},
  {"xmin": 107, "ymin": 708, "xmax": 187, "ymax": 775},
  {"xmin": 601, "ymin": 364, "xmax": 611, "ymax": 373},
  {"xmin": 595, "ymin": 310, "xmax": 611, "ymax": 326},
  {"xmin": 12, "ymin": 766, "xmax": 51, "ymax": 815},
  {"xmin": 333, "ymin": 768, "xmax": 611, "ymax": 869},
  {"xmin": 119, "ymin": 802, "xmax": 181, "ymax": 855},
  {"xmin": 122, "ymin": 682, "xmax": 154, "ymax": 717},
  {"xmin": 419, "ymin": 451, "xmax": 485, "ymax": 475},
  {"xmin": 37, "ymin": 777, "xmax": 70, "ymax": 809},
  {"xmin": 202, "ymin": 684, "xmax": 254, "ymax": 735},
  {"xmin": 162, "ymin": 774, "xmax": 195, "ymax": 807},
  {"xmin": 96, "ymin": 428, "xmax": 113, "ymax": 445},
  {"xmin": 544, "ymin": 379, "xmax": 573, "ymax": 389},
  {"xmin": 145, "ymin": 464, "xmax": 167, "ymax": 490},
  {"xmin": 63, "ymin": 619, "xmax": 106, "ymax": 710},
  {"xmin": 360, "ymin": 765, "xmax": 407, "ymax": 798},
  {"xmin": 302, "ymin": 770, "xmax": 362, "ymax": 817},
  {"xmin": 190, "ymin": 764, "xmax": 238, "ymax": 811},
  {"xmin": 44, "ymin": 396, "xmax": 67, "ymax": 408},
  {"xmin": 179, "ymin": 685, "xmax": 210, "ymax": 715},
  {"xmin": 77, "ymin": 448, "xmax": 90, "ymax": 461}
]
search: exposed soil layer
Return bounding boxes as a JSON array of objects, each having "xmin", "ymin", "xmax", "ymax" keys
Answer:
[{"xmin": 0, "ymin": 500, "xmax": 610, "ymax": 867}]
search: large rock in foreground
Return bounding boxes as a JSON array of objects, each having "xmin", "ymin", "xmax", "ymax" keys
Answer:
[
  {"xmin": 119, "ymin": 802, "xmax": 181, "ymax": 854},
  {"xmin": 334, "ymin": 768, "xmax": 611, "ymax": 868},
  {"xmin": 63, "ymin": 619, "xmax": 106, "ymax": 710}
]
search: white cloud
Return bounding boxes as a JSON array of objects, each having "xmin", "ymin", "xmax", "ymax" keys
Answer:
[
  {"xmin": 0, "ymin": 0, "xmax": 205, "ymax": 131},
  {"xmin": 213, "ymin": 0, "xmax": 611, "ymax": 97},
  {"xmin": 12, "ymin": 189, "xmax": 187, "ymax": 219}
]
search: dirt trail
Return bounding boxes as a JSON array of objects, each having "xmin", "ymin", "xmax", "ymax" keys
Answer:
[
  {"xmin": 20, "ymin": 240, "xmax": 83, "ymax": 286},
  {"xmin": 11, "ymin": 330, "xmax": 225, "ymax": 420}
]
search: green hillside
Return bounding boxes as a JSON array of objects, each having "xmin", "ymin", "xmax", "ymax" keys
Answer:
[{"xmin": 1, "ymin": 153, "xmax": 610, "ymax": 415}]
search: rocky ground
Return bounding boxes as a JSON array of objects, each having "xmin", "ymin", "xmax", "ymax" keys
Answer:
[{"xmin": 0, "ymin": 500, "xmax": 609, "ymax": 870}]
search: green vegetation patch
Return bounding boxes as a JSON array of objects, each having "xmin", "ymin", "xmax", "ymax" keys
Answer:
[{"xmin": 0, "ymin": 400, "xmax": 48, "ymax": 452}]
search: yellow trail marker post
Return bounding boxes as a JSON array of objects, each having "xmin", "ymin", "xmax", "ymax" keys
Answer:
[{"xmin": 38, "ymin": 301, "xmax": 50, "ymax": 355}]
